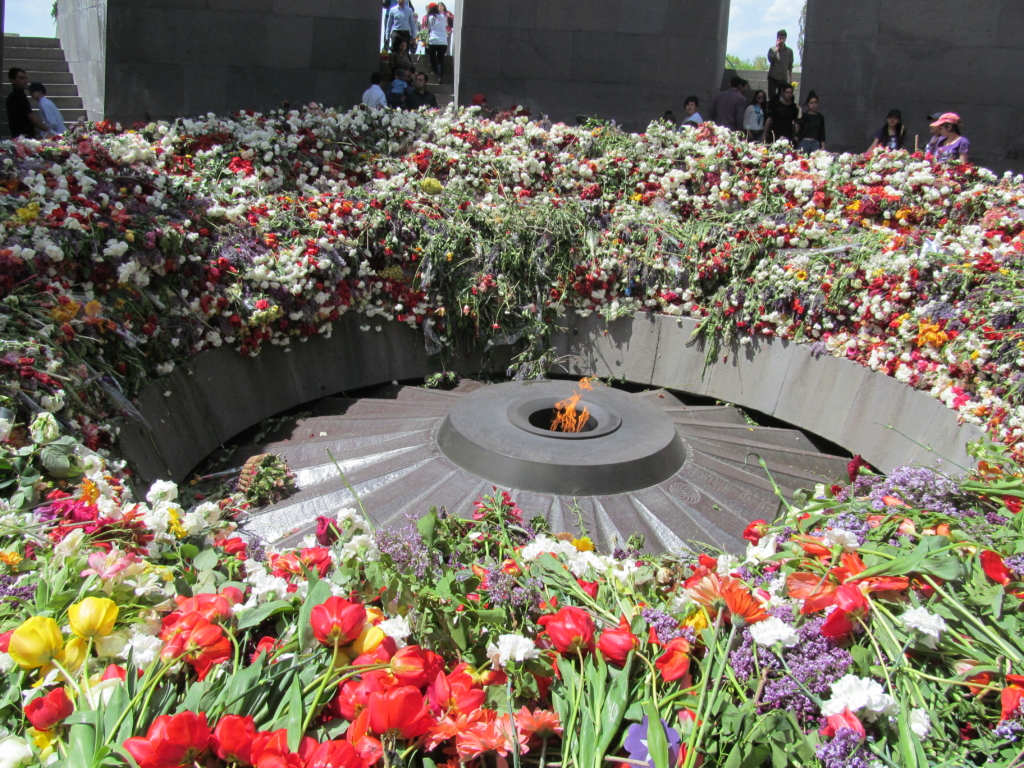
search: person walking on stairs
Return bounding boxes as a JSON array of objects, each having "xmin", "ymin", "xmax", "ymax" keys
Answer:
[{"xmin": 424, "ymin": 4, "xmax": 449, "ymax": 84}]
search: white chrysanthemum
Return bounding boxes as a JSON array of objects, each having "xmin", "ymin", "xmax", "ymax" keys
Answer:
[
  {"xmin": 909, "ymin": 708, "xmax": 931, "ymax": 739},
  {"xmin": 379, "ymin": 616, "xmax": 411, "ymax": 648},
  {"xmin": 146, "ymin": 479, "xmax": 178, "ymax": 504},
  {"xmin": 821, "ymin": 675, "xmax": 899, "ymax": 721},
  {"xmin": 487, "ymin": 634, "xmax": 540, "ymax": 668},
  {"xmin": 749, "ymin": 617, "xmax": 799, "ymax": 648},
  {"xmin": 900, "ymin": 607, "xmax": 947, "ymax": 649},
  {"xmin": 128, "ymin": 632, "xmax": 164, "ymax": 666}
]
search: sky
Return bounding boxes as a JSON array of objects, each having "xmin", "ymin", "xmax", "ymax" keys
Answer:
[{"xmin": 4, "ymin": 0, "xmax": 803, "ymax": 64}]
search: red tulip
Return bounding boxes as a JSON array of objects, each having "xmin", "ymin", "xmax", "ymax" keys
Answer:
[
  {"xmin": 820, "ymin": 707, "xmax": 865, "ymax": 739},
  {"xmin": 367, "ymin": 685, "xmax": 434, "ymax": 739},
  {"xmin": 310, "ymin": 597, "xmax": 366, "ymax": 647},
  {"xmin": 742, "ymin": 519, "xmax": 768, "ymax": 544},
  {"xmin": 654, "ymin": 637, "xmax": 692, "ymax": 682},
  {"xmin": 597, "ymin": 615, "xmax": 638, "ymax": 666},
  {"xmin": 25, "ymin": 686, "xmax": 73, "ymax": 731},
  {"xmin": 210, "ymin": 715, "xmax": 257, "ymax": 764},
  {"xmin": 172, "ymin": 592, "xmax": 235, "ymax": 624},
  {"xmin": 390, "ymin": 645, "xmax": 444, "ymax": 688},
  {"xmin": 305, "ymin": 739, "xmax": 363, "ymax": 768},
  {"xmin": 1002, "ymin": 675, "xmax": 1024, "ymax": 721},
  {"xmin": 123, "ymin": 712, "xmax": 211, "ymax": 768},
  {"xmin": 981, "ymin": 550, "xmax": 1013, "ymax": 585},
  {"xmin": 101, "ymin": 664, "xmax": 128, "ymax": 681},
  {"xmin": 161, "ymin": 612, "xmax": 232, "ymax": 681},
  {"xmin": 538, "ymin": 606, "xmax": 596, "ymax": 654},
  {"xmin": 347, "ymin": 710, "xmax": 383, "ymax": 766},
  {"xmin": 577, "ymin": 579, "xmax": 599, "ymax": 598},
  {"xmin": 220, "ymin": 537, "xmax": 248, "ymax": 557},
  {"xmin": 251, "ymin": 728, "xmax": 317, "ymax": 768}
]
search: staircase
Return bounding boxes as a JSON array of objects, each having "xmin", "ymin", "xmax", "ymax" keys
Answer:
[
  {"xmin": 2, "ymin": 36, "xmax": 87, "ymax": 137},
  {"xmin": 379, "ymin": 51, "xmax": 455, "ymax": 107},
  {"xmin": 225, "ymin": 381, "xmax": 850, "ymax": 555}
]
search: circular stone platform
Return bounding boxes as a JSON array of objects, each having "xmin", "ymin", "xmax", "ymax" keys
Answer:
[{"xmin": 437, "ymin": 381, "xmax": 685, "ymax": 495}]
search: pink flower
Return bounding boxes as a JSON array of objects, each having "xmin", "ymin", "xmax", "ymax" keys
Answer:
[{"xmin": 81, "ymin": 548, "xmax": 140, "ymax": 591}]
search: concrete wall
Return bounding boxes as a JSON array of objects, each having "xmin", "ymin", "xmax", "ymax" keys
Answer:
[
  {"xmin": 456, "ymin": 0, "xmax": 731, "ymax": 130},
  {"xmin": 119, "ymin": 313, "xmax": 982, "ymax": 482},
  {"xmin": 58, "ymin": 0, "xmax": 380, "ymax": 124},
  {"xmin": 56, "ymin": 0, "xmax": 107, "ymax": 121},
  {"xmin": 802, "ymin": 0, "xmax": 1024, "ymax": 173}
]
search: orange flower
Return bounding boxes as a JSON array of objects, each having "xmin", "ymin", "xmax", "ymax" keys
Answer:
[
  {"xmin": 654, "ymin": 637, "xmax": 692, "ymax": 683},
  {"xmin": 514, "ymin": 707, "xmax": 562, "ymax": 739},
  {"xmin": 720, "ymin": 577, "xmax": 768, "ymax": 626}
]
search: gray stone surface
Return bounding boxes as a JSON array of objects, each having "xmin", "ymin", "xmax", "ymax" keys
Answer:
[
  {"xmin": 55, "ymin": 0, "xmax": 107, "ymax": 120},
  {"xmin": 457, "ymin": 0, "xmax": 730, "ymax": 131},
  {"xmin": 56, "ymin": 0, "xmax": 379, "ymax": 124},
  {"xmin": 120, "ymin": 317, "xmax": 981, "ymax": 483},
  {"xmin": 802, "ymin": 0, "xmax": 1024, "ymax": 173}
]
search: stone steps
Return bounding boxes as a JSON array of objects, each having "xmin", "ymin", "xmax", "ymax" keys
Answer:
[{"xmin": 2, "ymin": 36, "xmax": 86, "ymax": 138}]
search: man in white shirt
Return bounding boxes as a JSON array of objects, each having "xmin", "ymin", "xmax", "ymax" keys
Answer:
[
  {"xmin": 28, "ymin": 82, "xmax": 65, "ymax": 137},
  {"xmin": 362, "ymin": 72, "xmax": 388, "ymax": 110}
]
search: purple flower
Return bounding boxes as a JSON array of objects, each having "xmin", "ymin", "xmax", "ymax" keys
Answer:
[
  {"xmin": 815, "ymin": 729, "xmax": 871, "ymax": 768},
  {"xmin": 642, "ymin": 608, "xmax": 687, "ymax": 644},
  {"xmin": 840, "ymin": 465, "xmax": 971, "ymax": 518},
  {"xmin": 624, "ymin": 716, "xmax": 681, "ymax": 768}
]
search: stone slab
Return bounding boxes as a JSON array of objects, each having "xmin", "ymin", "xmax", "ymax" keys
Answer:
[{"xmin": 551, "ymin": 312, "xmax": 660, "ymax": 384}]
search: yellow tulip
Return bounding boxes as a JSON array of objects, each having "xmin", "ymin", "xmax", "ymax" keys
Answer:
[
  {"xmin": 8, "ymin": 617, "xmax": 64, "ymax": 669},
  {"xmin": 58, "ymin": 637, "xmax": 88, "ymax": 671},
  {"xmin": 68, "ymin": 597, "xmax": 118, "ymax": 639},
  {"xmin": 349, "ymin": 624, "xmax": 386, "ymax": 656}
]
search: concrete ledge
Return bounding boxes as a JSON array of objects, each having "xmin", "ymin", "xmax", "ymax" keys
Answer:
[{"xmin": 119, "ymin": 312, "xmax": 983, "ymax": 482}]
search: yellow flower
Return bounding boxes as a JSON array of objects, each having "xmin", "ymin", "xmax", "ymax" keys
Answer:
[
  {"xmin": 50, "ymin": 300, "xmax": 80, "ymax": 323},
  {"xmin": 0, "ymin": 550, "xmax": 23, "ymax": 570},
  {"xmin": 29, "ymin": 727, "xmax": 56, "ymax": 756},
  {"xmin": 125, "ymin": 231, "xmax": 135, "ymax": 243},
  {"xmin": 15, "ymin": 202, "xmax": 40, "ymax": 224},
  {"xmin": 572, "ymin": 537, "xmax": 595, "ymax": 552},
  {"xmin": 68, "ymin": 597, "xmax": 118, "ymax": 639},
  {"xmin": 794, "ymin": 270, "xmax": 808, "ymax": 281},
  {"xmin": 445, "ymin": 252, "xmax": 453, "ymax": 262},
  {"xmin": 421, "ymin": 178, "xmax": 443, "ymax": 195},
  {"xmin": 916, "ymin": 320, "xmax": 949, "ymax": 349},
  {"xmin": 350, "ymin": 624, "xmax": 386, "ymax": 656},
  {"xmin": 9, "ymin": 617, "xmax": 64, "ymax": 669},
  {"xmin": 682, "ymin": 609, "xmax": 709, "ymax": 632},
  {"xmin": 166, "ymin": 507, "xmax": 187, "ymax": 539}
]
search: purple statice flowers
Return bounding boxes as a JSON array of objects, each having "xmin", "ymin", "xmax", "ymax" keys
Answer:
[
  {"xmin": 642, "ymin": 608, "xmax": 688, "ymax": 644},
  {"xmin": 815, "ymin": 729, "xmax": 871, "ymax": 768},
  {"xmin": 730, "ymin": 611, "xmax": 853, "ymax": 723},
  {"xmin": 376, "ymin": 523, "xmax": 442, "ymax": 581},
  {"xmin": 840, "ymin": 465, "xmax": 972, "ymax": 518}
]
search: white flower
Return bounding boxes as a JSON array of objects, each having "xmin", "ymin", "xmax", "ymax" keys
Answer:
[
  {"xmin": 0, "ymin": 417, "xmax": 11, "ymax": 443},
  {"xmin": 486, "ymin": 634, "xmax": 540, "ymax": 668},
  {"xmin": 53, "ymin": 528, "xmax": 86, "ymax": 564},
  {"xmin": 379, "ymin": 616, "xmax": 411, "ymax": 648},
  {"xmin": 822, "ymin": 528, "xmax": 861, "ymax": 552},
  {"xmin": 182, "ymin": 512, "xmax": 207, "ymax": 537},
  {"xmin": 29, "ymin": 412, "xmax": 60, "ymax": 444},
  {"xmin": 520, "ymin": 535, "xmax": 577, "ymax": 561},
  {"xmin": 900, "ymin": 607, "xmax": 947, "ymax": 649},
  {"xmin": 41, "ymin": 390, "xmax": 65, "ymax": 412},
  {"xmin": 749, "ymin": 617, "xmax": 799, "ymax": 648},
  {"xmin": 909, "ymin": 708, "xmax": 931, "ymax": 739},
  {"xmin": 0, "ymin": 735, "xmax": 33, "ymax": 768},
  {"xmin": 128, "ymin": 632, "xmax": 164, "ymax": 666},
  {"xmin": 95, "ymin": 631, "xmax": 128, "ymax": 658},
  {"xmin": 745, "ymin": 534, "xmax": 778, "ymax": 563},
  {"xmin": 715, "ymin": 554, "xmax": 739, "ymax": 576},
  {"xmin": 146, "ymin": 479, "xmax": 178, "ymax": 504},
  {"xmin": 821, "ymin": 675, "xmax": 899, "ymax": 721},
  {"xmin": 340, "ymin": 534, "xmax": 379, "ymax": 561},
  {"xmin": 0, "ymin": 652, "xmax": 14, "ymax": 673}
]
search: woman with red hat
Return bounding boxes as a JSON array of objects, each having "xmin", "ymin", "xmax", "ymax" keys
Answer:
[{"xmin": 932, "ymin": 112, "xmax": 970, "ymax": 164}]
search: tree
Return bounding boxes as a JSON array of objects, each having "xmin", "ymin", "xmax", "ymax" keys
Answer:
[{"xmin": 798, "ymin": 0, "xmax": 807, "ymax": 62}]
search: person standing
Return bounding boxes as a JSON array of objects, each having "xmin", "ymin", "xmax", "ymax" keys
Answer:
[
  {"xmin": 437, "ymin": 2, "xmax": 454, "ymax": 47},
  {"xmin": 6, "ymin": 68, "xmax": 46, "ymax": 139},
  {"xmin": 743, "ymin": 89, "xmax": 767, "ymax": 141},
  {"xmin": 932, "ymin": 113, "xmax": 970, "ymax": 163},
  {"xmin": 924, "ymin": 112, "xmax": 944, "ymax": 155},
  {"xmin": 709, "ymin": 76, "xmax": 748, "ymax": 132},
  {"xmin": 767, "ymin": 30, "xmax": 794, "ymax": 103},
  {"xmin": 27, "ymin": 83, "xmax": 65, "ymax": 137},
  {"xmin": 680, "ymin": 96, "xmax": 702, "ymax": 127},
  {"xmin": 405, "ymin": 72, "xmax": 438, "ymax": 109},
  {"xmin": 388, "ymin": 39, "xmax": 413, "ymax": 76},
  {"xmin": 424, "ymin": 4, "xmax": 449, "ymax": 84},
  {"xmin": 362, "ymin": 72, "xmax": 388, "ymax": 109},
  {"xmin": 795, "ymin": 91, "xmax": 825, "ymax": 153},
  {"xmin": 386, "ymin": 0, "xmax": 418, "ymax": 55},
  {"xmin": 868, "ymin": 109, "xmax": 905, "ymax": 151},
  {"xmin": 763, "ymin": 84, "xmax": 800, "ymax": 144}
]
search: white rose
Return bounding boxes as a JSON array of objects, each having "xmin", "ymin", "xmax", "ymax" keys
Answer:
[
  {"xmin": 29, "ymin": 412, "xmax": 60, "ymax": 444},
  {"xmin": 0, "ymin": 735, "xmax": 33, "ymax": 768},
  {"xmin": 146, "ymin": 479, "xmax": 178, "ymax": 504}
]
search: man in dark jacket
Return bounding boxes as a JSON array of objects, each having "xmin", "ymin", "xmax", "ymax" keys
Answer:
[
  {"xmin": 767, "ymin": 30, "xmax": 794, "ymax": 103},
  {"xmin": 709, "ymin": 76, "xmax": 748, "ymax": 132},
  {"xmin": 6, "ymin": 68, "xmax": 46, "ymax": 139},
  {"xmin": 405, "ymin": 72, "xmax": 438, "ymax": 110}
]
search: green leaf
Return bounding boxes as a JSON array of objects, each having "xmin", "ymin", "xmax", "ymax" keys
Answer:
[
  {"xmin": 596, "ymin": 655, "xmax": 633, "ymax": 761},
  {"xmin": 66, "ymin": 714, "xmax": 98, "ymax": 768},
  {"xmin": 297, "ymin": 578, "xmax": 332, "ymax": 650},
  {"xmin": 179, "ymin": 543, "xmax": 200, "ymax": 560},
  {"xmin": 193, "ymin": 547, "xmax": 219, "ymax": 572},
  {"xmin": 40, "ymin": 445, "xmax": 71, "ymax": 475},
  {"xmin": 643, "ymin": 702, "xmax": 669, "ymax": 768},
  {"xmin": 417, "ymin": 510, "xmax": 438, "ymax": 547},
  {"xmin": 237, "ymin": 600, "xmax": 295, "ymax": 630},
  {"xmin": 287, "ymin": 676, "xmax": 304, "ymax": 752}
]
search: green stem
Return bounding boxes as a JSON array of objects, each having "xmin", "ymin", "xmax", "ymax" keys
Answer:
[
  {"xmin": 50, "ymin": 658, "xmax": 84, "ymax": 699},
  {"xmin": 680, "ymin": 613, "xmax": 722, "ymax": 768},
  {"xmin": 101, "ymin": 659, "xmax": 172, "ymax": 747},
  {"xmin": 923, "ymin": 575, "xmax": 1023, "ymax": 663},
  {"xmin": 506, "ymin": 676, "xmax": 522, "ymax": 768},
  {"xmin": 301, "ymin": 645, "xmax": 337, "ymax": 733},
  {"xmin": 685, "ymin": 622, "xmax": 736, "ymax": 768}
]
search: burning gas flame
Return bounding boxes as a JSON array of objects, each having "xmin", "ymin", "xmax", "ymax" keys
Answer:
[{"xmin": 550, "ymin": 378, "xmax": 594, "ymax": 433}]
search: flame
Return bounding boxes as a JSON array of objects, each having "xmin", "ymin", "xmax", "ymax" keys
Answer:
[{"xmin": 550, "ymin": 379, "xmax": 594, "ymax": 433}]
